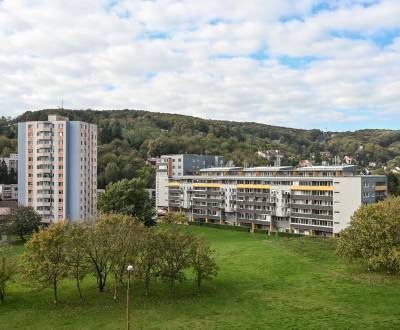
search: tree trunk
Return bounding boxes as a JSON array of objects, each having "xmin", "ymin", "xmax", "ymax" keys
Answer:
[
  {"xmin": 145, "ymin": 275, "xmax": 150, "ymax": 296},
  {"xmin": 0, "ymin": 287, "xmax": 4, "ymax": 302},
  {"xmin": 19, "ymin": 233, "xmax": 25, "ymax": 241},
  {"xmin": 113, "ymin": 274, "xmax": 118, "ymax": 300},
  {"xmin": 197, "ymin": 274, "xmax": 201, "ymax": 290},
  {"xmin": 53, "ymin": 281, "xmax": 58, "ymax": 305},
  {"xmin": 76, "ymin": 276, "xmax": 83, "ymax": 302}
]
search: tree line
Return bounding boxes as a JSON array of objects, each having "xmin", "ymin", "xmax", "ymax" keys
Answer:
[
  {"xmin": 0, "ymin": 109, "xmax": 399, "ymax": 189},
  {"xmin": 0, "ymin": 213, "xmax": 218, "ymax": 304}
]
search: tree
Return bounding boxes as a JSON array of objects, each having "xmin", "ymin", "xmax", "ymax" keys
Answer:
[
  {"xmin": 157, "ymin": 226, "xmax": 192, "ymax": 290},
  {"xmin": 98, "ymin": 178, "xmax": 155, "ymax": 226},
  {"xmin": 83, "ymin": 220, "xmax": 113, "ymax": 293},
  {"xmin": 21, "ymin": 222, "xmax": 68, "ymax": 304},
  {"xmin": 161, "ymin": 212, "xmax": 186, "ymax": 225},
  {"xmin": 0, "ymin": 161, "xmax": 8, "ymax": 184},
  {"xmin": 189, "ymin": 237, "xmax": 218, "ymax": 290},
  {"xmin": 104, "ymin": 162, "xmax": 120, "ymax": 185},
  {"xmin": 65, "ymin": 224, "xmax": 90, "ymax": 301},
  {"xmin": 6, "ymin": 206, "xmax": 41, "ymax": 241},
  {"xmin": 387, "ymin": 172, "xmax": 400, "ymax": 196},
  {"xmin": 105, "ymin": 214, "xmax": 143, "ymax": 300},
  {"xmin": 337, "ymin": 197, "xmax": 400, "ymax": 274},
  {"xmin": 0, "ymin": 245, "xmax": 17, "ymax": 303},
  {"xmin": 136, "ymin": 228, "xmax": 161, "ymax": 296}
]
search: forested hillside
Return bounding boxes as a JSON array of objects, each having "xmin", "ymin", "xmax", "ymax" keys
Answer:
[{"xmin": 1, "ymin": 109, "xmax": 400, "ymax": 188}]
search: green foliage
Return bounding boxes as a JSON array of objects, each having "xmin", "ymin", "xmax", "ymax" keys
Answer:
[
  {"xmin": 136, "ymin": 227, "xmax": 162, "ymax": 296},
  {"xmin": 65, "ymin": 224, "xmax": 90, "ymax": 301},
  {"xmin": 0, "ymin": 245, "xmax": 17, "ymax": 303},
  {"xmin": 98, "ymin": 178, "xmax": 155, "ymax": 226},
  {"xmin": 387, "ymin": 172, "xmax": 400, "ymax": 196},
  {"xmin": 157, "ymin": 225, "xmax": 192, "ymax": 290},
  {"xmin": 5, "ymin": 206, "xmax": 42, "ymax": 241},
  {"xmin": 337, "ymin": 197, "xmax": 400, "ymax": 274},
  {"xmin": 160, "ymin": 212, "xmax": 186, "ymax": 224},
  {"xmin": 2, "ymin": 109, "xmax": 400, "ymax": 188},
  {"xmin": 21, "ymin": 222, "xmax": 69, "ymax": 304},
  {"xmin": 189, "ymin": 236, "xmax": 218, "ymax": 289}
]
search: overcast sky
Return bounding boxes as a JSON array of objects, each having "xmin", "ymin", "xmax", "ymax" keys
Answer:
[{"xmin": 0, "ymin": 0, "xmax": 399, "ymax": 130}]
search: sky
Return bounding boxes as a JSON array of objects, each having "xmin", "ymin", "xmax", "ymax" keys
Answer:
[{"xmin": 0, "ymin": 0, "xmax": 399, "ymax": 131}]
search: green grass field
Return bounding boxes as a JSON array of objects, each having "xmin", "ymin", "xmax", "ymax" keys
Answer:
[{"xmin": 1, "ymin": 226, "xmax": 400, "ymax": 330}]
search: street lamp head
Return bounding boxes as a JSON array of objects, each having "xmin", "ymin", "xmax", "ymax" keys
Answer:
[{"xmin": 127, "ymin": 265, "xmax": 134, "ymax": 272}]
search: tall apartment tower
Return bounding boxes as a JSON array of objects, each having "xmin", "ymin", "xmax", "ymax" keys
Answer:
[{"xmin": 18, "ymin": 115, "xmax": 97, "ymax": 223}]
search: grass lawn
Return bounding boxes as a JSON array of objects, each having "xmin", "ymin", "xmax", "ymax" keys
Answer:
[{"xmin": 1, "ymin": 226, "xmax": 400, "ymax": 329}]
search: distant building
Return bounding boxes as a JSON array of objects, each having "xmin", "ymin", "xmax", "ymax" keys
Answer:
[
  {"xmin": 18, "ymin": 115, "xmax": 97, "ymax": 223},
  {"xmin": 163, "ymin": 165, "xmax": 387, "ymax": 237},
  {"xmin": 343, "ymin": 156, "xmax": 354, "ymax": 165},
  {"xmin": 0, "ymin": 184, "xmax": 18, "ymax": 200},
  {"xmin": 299, "ymin": 159, "xmax": 315, "ymax": 167},
  {"xmin": 0, "ymin": 153, "xmax": 18, "ymax": 173},
  {"xmin": 156, "ymin": 154, "xmax": 224, "ymax": 210},
  {"xmin": 146, "ymin": 157, "xmax": 158, "ymax": 168}
]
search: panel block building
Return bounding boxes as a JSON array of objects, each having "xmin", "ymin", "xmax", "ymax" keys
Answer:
[
  {"xmin": 162, "ymin": 163, "xmax": 387, "ymax": 236},
  {"xmin": 156, "ymin": 154, "xmax": 224, "ymax": 210},
  {"xmin": 18, "ymin": 115, "xmax": 97, "ymax": 223}
]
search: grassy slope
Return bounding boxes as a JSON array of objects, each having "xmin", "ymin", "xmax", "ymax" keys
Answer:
[{"xmin": 1, "ymin": 227, "xmax": 400, "ymax": 330}]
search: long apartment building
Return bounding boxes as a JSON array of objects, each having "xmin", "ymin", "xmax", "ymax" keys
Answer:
[
  {"xmin": 164, "ymin": 164, "xmax": 387, "ymax": 236},
  {"xmin": 156, "ymin": 154, "xmax": 224, "ymax": 210},
  {"xmin": 18, "ymin": 115, "xmax": 97, "ymax": 223}
]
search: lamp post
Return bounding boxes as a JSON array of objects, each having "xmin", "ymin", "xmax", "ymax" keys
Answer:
[{"xmin": 126, "ymin": 265, "xmax": 134, "ymax": 330}]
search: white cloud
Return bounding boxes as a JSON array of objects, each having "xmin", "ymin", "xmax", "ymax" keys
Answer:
[{"xmin": 0, "ymin": 0, "xmax": 399, "ymax": 129}]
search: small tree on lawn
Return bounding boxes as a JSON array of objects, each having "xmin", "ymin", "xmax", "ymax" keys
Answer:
[
  {"xmin": 83, "ymin": 218, "xmax": 113, "ymax": 293},
  {"xmin": 157, "ymin": 225, "xmax": 192, "ymax": 291},
  {"xmin": 65, "ymin": 223, "xmax": 90, "ymax": 301},
  {"xmin": 337, "ymin": 197, "xmax": 400, "ymax": 274},
  {"xmin": 105, "ymin": 214, "xmax": 143, "ymax": 300},
  {"xmin": 189, "ymin": 236, "xmax": 218, "ymax": 290},
  {"xmin": 0, "ymin": 245, "xmax": 17, "ymax": 303},
  {"xmin": 136, "ymin": 227, "xmax": 161, "ymax": 296},
  {"xmin": 6, "ymin": 206, "xmax": 42, "ymax": 241},
  {"xmin": 21, "ymin": 222, "xmax": 68, "ymax": 304}
]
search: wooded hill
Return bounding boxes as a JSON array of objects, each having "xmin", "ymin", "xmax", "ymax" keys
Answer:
[{"xmin": 1, "ymin": 109, "xmax": 399, "ymax": 188}]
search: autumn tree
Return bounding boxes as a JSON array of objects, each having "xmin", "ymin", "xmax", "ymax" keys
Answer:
[
  {"xmin": 157, "ymin": 226, "xmax": 192, "ymax": 290},
  {"xmin": 161, "ymin": 212, "xmax": 186, "ymax": 225},
  {"xmin": 189, "ymin": 236, "xmax": 218, "ymax": 290},
  {"xmin": 105, "ymin": 214, "xmax": 143, "ymax": 300},
  {"xmin": 0, "ymin": 245, "xmax": 17, "ymax": 303},
  {"xmin": 65, "ymin": 223, "xmax": 90, "ymax": 301},
  {"xmin": 337, "ymin": 197, "xmax": 400, "ymax": 274},
  {"xmin": 21, "ymin": 222, "xmax": 68, "ymax": 304},
  {"xmin": 6, "ymin": 206, "xmax": 42, "ymax": 241},
  {"xmin": 136, "ymin": 228, "xmax": 161, "ymax": 296},
  {"xmin": 83, "ymin": 219, "xmax": 113, "ymax": 293}
]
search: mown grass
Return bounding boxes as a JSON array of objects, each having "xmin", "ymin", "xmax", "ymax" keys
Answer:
[{"xmin": 1, "ymin": 226, "xmax": 399, "ymax": 329}]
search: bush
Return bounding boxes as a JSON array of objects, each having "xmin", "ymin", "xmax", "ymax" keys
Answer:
[{"xmin": 337, "ymin": 197, "xmax": 400, "ymax": 274}]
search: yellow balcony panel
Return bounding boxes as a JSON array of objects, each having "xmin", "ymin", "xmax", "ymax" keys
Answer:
[
  {"xmin": 237, "ymin": 184, "xmax": 272, "ymax": 189},
  {"xmin": 168, "ymin": 182, "xmax": 180, "ymax": 187},
  {"xmin": 291, "ymin": 185, "xmax": 334, "ymax": 191},
  {"xmin": 192, "ymin": 183, "xmax": 221, "ymax": 188},
  {"xmin": 375, "ymin": 186, "xmax": 387, "ymax": 191}
]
